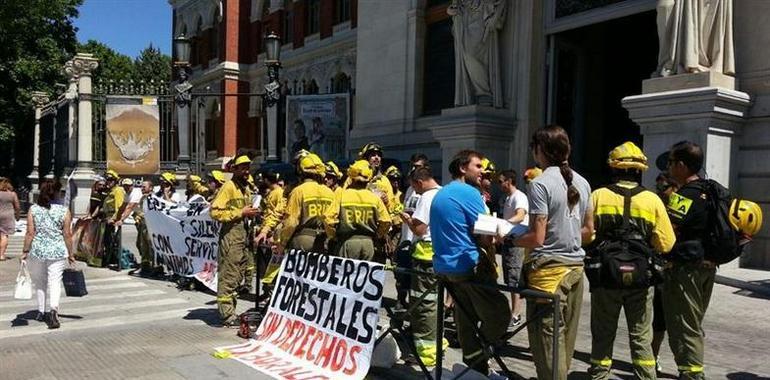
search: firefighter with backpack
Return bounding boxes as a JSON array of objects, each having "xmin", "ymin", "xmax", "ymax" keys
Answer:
[
  {"xmin": 586, "ymin": 142, "xmax": 676, "ymax": 380},
  {"xmin": 662, "ymin": 141, "xmax": 763, "ymax": 380},
  {"xmin": 278, "ymin": 152, "xmax": 335, "ymax": 253}
]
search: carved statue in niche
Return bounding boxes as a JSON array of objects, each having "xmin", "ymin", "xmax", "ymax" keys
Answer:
[
  {"xmin": 654, "ymin": 0, "xmax": 735, "ymax": 77},
  {"xmin": 447, "ymin": 0, "xmax": 507, "ymax": 108}
]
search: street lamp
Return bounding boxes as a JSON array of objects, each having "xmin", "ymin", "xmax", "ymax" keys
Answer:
[
  {"xmin": 263, "ymin": 32, "xmax": 282, "ymax": 162},
  {"xmin": 174, "ymin": 33, "xmax": 193, "ymax": 172},
  {"xmin": 263, "ymin": 31, "xmax": 282, "ymax": 108}
]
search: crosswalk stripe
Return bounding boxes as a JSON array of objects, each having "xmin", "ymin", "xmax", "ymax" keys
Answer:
[
  {"xmin": 0, "ymin": 307, "xmax": 199, "ymax": 340},
  {"xmin": 0, "ymin": 297, "xmax": 189, "ymax": 323},
  {"xmin": 0, "ymin": 289, "xmax": 168, "ymax": 311},
  {"xmin": 0, "ymin": 281, "xmax": 147, "ymax": 298},
  {"xmin": 0, "ymin": 274, "xmax": 135, "ymax": 291}
]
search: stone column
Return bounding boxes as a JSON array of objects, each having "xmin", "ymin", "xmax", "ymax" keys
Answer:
[
  {"xmin": 623, "ymin": 75, "xmax": 750, "ymax": 189},
  {"xmin": 28, "ymin": 91, "xmax": 50, "ymax": 200},
  {"xmin": 428, "ymin": 105, "xmax": 516, "ymax": 183},
  {"xmin": 67, "ymin": 53, "xmax": 99, "ymax": 216}
]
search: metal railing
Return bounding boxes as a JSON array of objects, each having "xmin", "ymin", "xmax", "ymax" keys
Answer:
[{"xmin": 377, "ymin": 266, "xmax": 562, "ymax": 380}]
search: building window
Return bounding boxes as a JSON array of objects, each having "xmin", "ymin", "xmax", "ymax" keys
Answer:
[
  {"xmin": 306, "ymin": 0, "xmax": 320, "ymax": 35},
  {"xmin": 423, "ymin": 3, "xmax": 454, "ymax": 115},
  {"xmin": 555, "ymin": 0, "xmax": 625, "ymax": 18},
  {"xmin": 304, "ymin": 79, "xmax": 319, "ymax": 94},
  {"xmin": 332, "ymin": 73, "xmax": 351, "ymax": 93},
  {"xmin": 283, "ymin": 4, "xmax": 293, "ymax": 43},
  {"xmin": 334, "ymin": 0, "xmax": 350, "ymax": 24},
  {"xmin": 209, "ymin": 20, "xmax": 219, "ymax": 61}
]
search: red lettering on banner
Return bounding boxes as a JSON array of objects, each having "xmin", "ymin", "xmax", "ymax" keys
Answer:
[
  {"xmin": 285, "ymin": 321, "xmax": 307, "ymax": 353},
  {"xmin": 330, "ymin": 339, "xmax": 347, "ymax": 372},
  {"xmin": 306, "ymin": 327, "xmax": 324, "ymax": 361},
  {"xmin": 227, "ymin": 341, "xmax": 259, "ymax": 355},
  {"xmin": 270, "ymin": 316, "xmax": 292, "ymax": 345},
  {"xmin": 294, "ymin": 325, "xmax": 317, "ymax": 359},
  {"xmin": 314, "ymin": 335, "xmax": 338, "ymax": 368},
  {"xmin": 343, "ymin": 345, "xmax": 362, "ymax": 375},
  {"xmin": 258, "ymin": 313, "xmax": 283, "ymax": 341},
  {"xmin": 279, "ymin": 320, "xmax": 304, "ymax": 351}
]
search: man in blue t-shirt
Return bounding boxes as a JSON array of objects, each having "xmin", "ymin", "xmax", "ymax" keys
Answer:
[{"xmin": 430, "ymin": 150, "xmax": 510, "ymax": 376}]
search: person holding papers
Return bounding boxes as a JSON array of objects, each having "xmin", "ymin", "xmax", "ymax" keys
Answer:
[
  {"xmin": 513, "ymin": 126, "xmax": 594, "ymax": 380},
  {"xmin": 430, "ymin": 150, "xmax": 510, "ymax": 377}
]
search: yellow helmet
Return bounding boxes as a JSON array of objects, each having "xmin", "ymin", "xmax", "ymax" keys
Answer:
[
  {"xmin": 358, "ymin": 142, "xmax": 383, "ymax": 159},
  {"xmin": 120, "ymin": 178, "xmax": 133, "ymax": 186},
  {"xmin": 523, "ymin": 167, "xmax": 543, "ymax": 183},
  {"xmin": 325, "ymin": 161, "xmax": 343, "ymax": 179},
  {"xmin": 160, "ymin": 172, "xmax": 178, "ymax": 186},
  {"xmin": 348, "ymin": 160, "xmax": 373, "ymax": 183},
  {"xmin": 105, "ymin": 170, "xmax": 120, "ymax": 180},
  {"xmin": 384, "ymin": 165, "xmax": 401, "ymax": 179},
  {"xmin": 188, "ymin": 175, "xmax": 202, "ymax": 183},
  {"xmin": 208, "ymin": 170, "xmax": 226, "ymax": 185},
  {"xmin": 481, "ymin": 158, "xmax": 496, "ymax": 176},
  {"xmin": 608, "ymin": 141, "xmax": 648, "ymax": 171},
  {"xmin": 729, "ymin": 199, "xmax": 764, "ymax": 236},
  {"xmin": 233, "ymin": 155, "xmax": 251, "ymax": 167},
  {"xmin": 298, "ymin": 153, "xmax": 326, "ymax": 176}
]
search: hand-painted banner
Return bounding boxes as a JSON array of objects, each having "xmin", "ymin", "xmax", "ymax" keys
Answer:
[
  {"xmin": 143, "ymin": 195, "xmax": 219, "ymax": 291},
  {"xmin": 217, "ymin": 250, "xmax": 385, "ymax": 380}
]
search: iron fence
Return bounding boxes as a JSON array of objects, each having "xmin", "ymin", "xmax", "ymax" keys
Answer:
[{"xmin": 91, "ymin": 79, "xmax": 178, "ymax": 172}]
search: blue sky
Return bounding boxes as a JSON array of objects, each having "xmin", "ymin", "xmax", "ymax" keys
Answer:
[{"xmin": 75, "ymin": 0, "xmax": 172, "ymax": 58}]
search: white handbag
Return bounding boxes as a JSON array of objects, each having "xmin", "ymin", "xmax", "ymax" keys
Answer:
[{"xmin": 14, "ymin": 260, "xmax": 32, "ymax": 300}]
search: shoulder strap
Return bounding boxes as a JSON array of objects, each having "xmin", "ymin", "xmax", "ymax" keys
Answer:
[{"xmin": 606, "ymin": 184, "xmax": 645, "ymax": 230}]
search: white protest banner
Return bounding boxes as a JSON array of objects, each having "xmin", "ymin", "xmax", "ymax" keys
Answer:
[
  {"xmin": 217, "ymin": 250, "xmax": 385, "ymax": 380},
  {"xmin": 143, "ymin": 196, "xmax": 219, "ymax": 291}
]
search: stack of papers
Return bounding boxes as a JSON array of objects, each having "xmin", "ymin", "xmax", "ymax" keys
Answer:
[{"xmin": 473, "ymin": 214, "xmax": 528, "ymax": 238}]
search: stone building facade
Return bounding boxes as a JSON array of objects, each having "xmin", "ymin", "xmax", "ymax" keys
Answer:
[{"xmin": 170, "ymin": 0, "xmax": 770, "ymax": 268}]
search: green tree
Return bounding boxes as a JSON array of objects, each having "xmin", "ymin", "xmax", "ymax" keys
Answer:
[
  {"xmin": 0, "ymin": 0, "xmax": 83, "ymax": 179},
  {"xmin": 133, "ymin": 44, "xmax": 171, "ymax": 85},
  {"xmin": 78, "ymin": 40, "xmax": 135, "ymax": 88}
]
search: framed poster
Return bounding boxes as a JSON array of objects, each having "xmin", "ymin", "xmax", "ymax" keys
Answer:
[
  {"xmin": 285, "ymin": 93, "xmax": 350, "ymax": 162},
  {"xmin": 106, "ymin": 97, "xmax": 160, "ymax": 175}
]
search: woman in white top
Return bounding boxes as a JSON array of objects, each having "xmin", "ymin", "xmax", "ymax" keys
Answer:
[{"xmin": 20, "ymin": 179, "xmax": 75, "ymax": 329}]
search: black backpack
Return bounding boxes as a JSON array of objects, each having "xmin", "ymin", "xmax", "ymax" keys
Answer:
[
  {"xmin": 700, "ymin": 179, "xmax": 743, "ymax": 264},
  {"xmin": 585, "ymin": 185, "xmax": 661, "ymax": 290}
]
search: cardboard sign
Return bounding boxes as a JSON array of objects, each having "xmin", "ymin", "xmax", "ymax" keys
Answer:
[
  {"xmin": 143, "ymin": 196, "xmax": 219, "ymax": 291},
  {"xmin": 217, "ymin": 250, "xmax": 385, "ymax": 380}
]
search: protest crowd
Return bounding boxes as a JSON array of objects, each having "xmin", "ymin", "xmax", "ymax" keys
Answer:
[{"xmin": 56, "ymin": 124, "xmax": 763, "ymax": 380}]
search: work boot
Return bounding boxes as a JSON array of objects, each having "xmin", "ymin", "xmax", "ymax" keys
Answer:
[{"xmin": 48, "ymin": 310, "xmax": 60, "ymax": 329}]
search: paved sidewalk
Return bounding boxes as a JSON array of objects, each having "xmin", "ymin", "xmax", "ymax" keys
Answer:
[{"xmin": 1, "ymin": 227, "xmax": 769, "ymax": 379}]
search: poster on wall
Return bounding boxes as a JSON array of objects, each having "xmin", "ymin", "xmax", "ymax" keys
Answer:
[
  {"xmin": 106, "ymin": 97, "xmax": 160, "ymax": 175},
  {"xmin": 285, "ymin": 94, "xmax": 350, "ymax": 162}
]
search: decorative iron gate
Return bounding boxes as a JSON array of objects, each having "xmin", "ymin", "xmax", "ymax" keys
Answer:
[
  {"xmin": 37, "ymin": 99, "xmax": 71, "ymax": 179},
  {"xmin": 91, "ymin": 79, "xmax": 178, "ymax": 172}
]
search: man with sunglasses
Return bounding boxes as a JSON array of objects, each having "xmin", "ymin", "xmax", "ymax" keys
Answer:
[{"xmin": 661, "ymin": 141, "xmax": 714, "ymax": 380}]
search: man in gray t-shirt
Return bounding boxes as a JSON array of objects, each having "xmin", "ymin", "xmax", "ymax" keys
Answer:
[{"xmin": 528, "ymin": 166, "xmax": 592, "ymax": 263}]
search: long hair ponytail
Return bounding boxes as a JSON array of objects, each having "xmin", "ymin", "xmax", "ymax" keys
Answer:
[{"xmin": 530, "ymin": 125, "xmax": 580, "ymax": 209}]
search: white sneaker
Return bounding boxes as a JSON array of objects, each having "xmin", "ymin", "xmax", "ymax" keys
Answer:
[{"xmin": 656, "ymin": 356, "xmax": 663, "ymax": 373}]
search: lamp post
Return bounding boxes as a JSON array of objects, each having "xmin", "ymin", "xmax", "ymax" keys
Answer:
[
  {"xmin": 174, "ymin": 34, "xmax": 193, "ymax": 173},
  {"xmin": 263, "ymin": 31, "xmax": 281, "ymax": 162}
]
